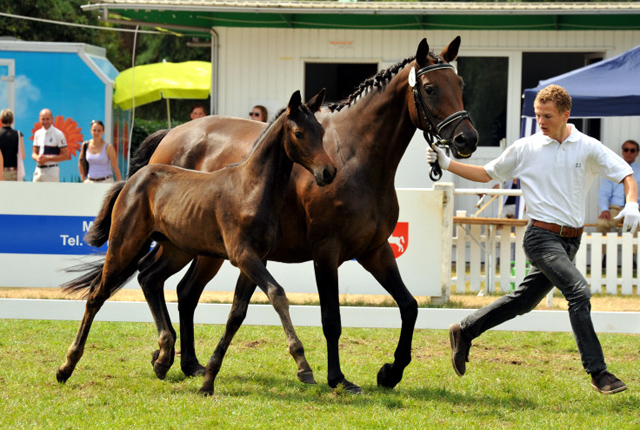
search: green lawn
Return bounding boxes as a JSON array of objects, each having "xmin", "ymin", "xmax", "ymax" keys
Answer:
[{"xmin": 1, "ymin": 319, "xmax": 638, "ymax": 429}]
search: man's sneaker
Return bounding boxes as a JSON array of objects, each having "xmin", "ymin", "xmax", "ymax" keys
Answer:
[
  {"xmin": 449, "ymin": 323, "xmax": 471, "ymax": 376},
  {"xmin": 591, "ymin": 370, "xmax": 627, "ymax": 395}
]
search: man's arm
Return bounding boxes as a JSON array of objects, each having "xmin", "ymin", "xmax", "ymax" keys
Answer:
[
  {"xmin": 622, "ymin": 174, "xmax": 638, "ymax": 204},
  {"xmin": 447, "ymin": 160, "xmax": 493, "ymax": 183}
]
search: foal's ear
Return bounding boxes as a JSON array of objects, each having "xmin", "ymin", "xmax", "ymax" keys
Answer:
[
  {"xmin": 441, "ymin": 36, "xmax": 461, "ymax": 63},
  {"xmin": 288, "ymin": 90, "xmax": 302, "ymax": 112},
  {"xmin": 415, "ymin": 38, "xmax": 430, "ymax": 68},
  {"xmin": 306, "ymin": 88, "xmax": 326, "ymax": 112}
]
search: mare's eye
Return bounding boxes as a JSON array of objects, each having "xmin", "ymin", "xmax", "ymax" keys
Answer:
[
  {"xmin": 423, "ymin": 85, "xmax": 435, "ymax": 96},
  {"xmin": 294, "ymin": 131, "xmax": 303, "ymax": 139}
]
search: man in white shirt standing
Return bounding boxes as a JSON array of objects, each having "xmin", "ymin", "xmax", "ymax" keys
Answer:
[
  {"xmin": 428, "ymin": 84, "xmax": 640, "ymax": 395},
  {"xmin": 32, "ymin": 108, "xmax": 69, "ymax": 182}
]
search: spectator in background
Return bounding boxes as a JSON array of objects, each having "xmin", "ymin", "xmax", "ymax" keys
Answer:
[
  {"xmin": 249, "ymin": 105, "xmax": 268, "ymax": 123},
  {"xmin": 597, "ymin": 139, "xmax": 640, "ymax": 234},
  {"xmin": 32, "ymin": 108, "xmax": 69, "ymax": 182},
  {"xmin": 78, "ymin": 120, "xmax": 122, "ymax": 183},
  {"xmin": 0, "ymin": 108, "xmax": 25, "ymax": 181},
  {"xmin": 189, "ymin": 102, "xmax": 207, "ymax": 120}
]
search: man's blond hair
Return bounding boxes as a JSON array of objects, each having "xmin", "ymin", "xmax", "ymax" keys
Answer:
[{"xmin": 534, "ymin": 84, "xmax": 572, "ymax": 113}]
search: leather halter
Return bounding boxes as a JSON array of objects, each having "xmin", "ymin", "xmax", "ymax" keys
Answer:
[{"xmin": 411, "ymin": 63, "xmax": 471, "ymax": 181}]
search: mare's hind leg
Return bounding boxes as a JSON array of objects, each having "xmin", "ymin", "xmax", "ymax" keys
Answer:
[
  {"xmin": 138, "ymin": 243, "xmax": 193, "ymax": 380},
  {"xmin": 200, "ymin": 258, "xmax": 314, "ymax": 396},
  {"xmin": 176, "ymin": 256, "xmax": 224, "ymax": 377},
  {"xmin": 312, "ymin": 249, "xmax": 362, "ymax": 393},
  {"xmin": 357, "ymin": 243, "xmax": 417, "ymax": 389}
]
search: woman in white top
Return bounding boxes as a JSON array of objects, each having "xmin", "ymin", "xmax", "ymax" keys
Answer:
[{"xmin": 79, "ymin": 120, "xmax": 122, "ymax": 183}]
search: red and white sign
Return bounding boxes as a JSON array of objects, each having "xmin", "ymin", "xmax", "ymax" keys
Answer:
[{"xmin": 389, "ymin": 222, "xmax": 408, "ymax": 258}]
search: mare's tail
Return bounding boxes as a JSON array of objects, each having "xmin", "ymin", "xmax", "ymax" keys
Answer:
[
  {"xmin": 128, "ymin": 129, "xmax": 169, "ymax": 178},
  {"xmin": 61, "ymin": 181, "xmax": 145, "ymax": 299}
]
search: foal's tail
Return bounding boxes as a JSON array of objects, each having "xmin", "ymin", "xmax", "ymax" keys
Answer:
[
  {"xmin": 84, "ymin": 181, "xmax": 126, "ymax": 248},
  {"xmin": 128, "ymin": 129, "xmax": 169, "ymax": 178},
  {"xmin": 61, "ymin": 181, "xmax": 141, "ymax": 299}
]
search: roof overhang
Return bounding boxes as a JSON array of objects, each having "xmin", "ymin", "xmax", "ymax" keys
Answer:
[{"xmin": 82, "ymin": 1, "xmax": 640, "ymax": 38}]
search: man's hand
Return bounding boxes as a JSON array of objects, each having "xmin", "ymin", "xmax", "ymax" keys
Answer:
[
  {"xmin": 614, "ymin": 202, "xmax": 640, "ymax": 234},
  {"xmin": 426, "ymin": 143, "xmax": 451, "ymax": 170},
  {"xmin": 598, "ymin": 210, "xmax": 611, "ymax": 221}
]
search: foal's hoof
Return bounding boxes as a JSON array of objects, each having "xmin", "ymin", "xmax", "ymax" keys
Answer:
[
  {"xmin": 56, "ymin": 368, "xmax": 71, "ymax": 384},
  {"xmin": 377, "ymin": 362, "xmax": 402, "ymax": 389},
  {"xmin": 335, "ymin": 379, "xmax": 362, "ymax": 394},
  {"xmin": 151, "ymin": 351, "xmax": 172, "ymax": 380},
  {"xmin": 297, "ymin": 369, "xmax": 317, "ymax": 385}
]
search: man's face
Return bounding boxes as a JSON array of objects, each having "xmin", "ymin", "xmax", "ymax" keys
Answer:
[
  {"xmin": 534, "ymin": 101, "xmax": 570, "ymax": 142},
  {"xmin": 39, "ymin": 110, "xmax": 53, "ymax": 130},
  {"xmin": 622, "ymin": 142, "xmax": 639, "ymax": 164}
]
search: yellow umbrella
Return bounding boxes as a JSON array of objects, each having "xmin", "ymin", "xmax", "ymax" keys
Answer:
[{"xmin": 114, "ymin": 61, "xmax": 211, "ymax": 125}]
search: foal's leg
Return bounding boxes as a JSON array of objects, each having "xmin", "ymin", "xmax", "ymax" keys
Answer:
[
  {"xmin": 176, "ymin": 256, "xmax": 224, "ymax": 377},
  {"xmin": 357, "ymin": 243, "xmax": 417, "ymax": 389},
  {"xmin": 57, "ymin": 239, "xmax": 146, "ymax": 383},
  {"xmin": 200, "ymin": 258, "xmax": 313, "ymax": 395},
  {"xmin": 137, "ymin": 243, "xmax": 193, "ymax": 380},
  {"xmin": 56, "ymin": 274, "xmax": 111, "ymax": 383}
]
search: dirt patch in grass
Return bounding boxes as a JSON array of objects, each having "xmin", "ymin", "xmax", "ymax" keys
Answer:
[{"xmin": 1, "ymin": 287, "xmax": 639, "ymax": 312}]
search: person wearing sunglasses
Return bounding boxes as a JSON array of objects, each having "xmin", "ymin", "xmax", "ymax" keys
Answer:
[
  {"xmin": 597, "ymin": 139, "xmax": 640, "ymax": 238},
  {"xmin": 249, "ymin": 105, "xmax": 268, "ymax": 123}
]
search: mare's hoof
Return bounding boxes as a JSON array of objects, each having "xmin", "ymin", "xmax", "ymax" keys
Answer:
[
  {"xmin": 336, "ymin": 379, "xmax": 362, "ymax": 394},
  {"xmin": 151, "ymin": 350, "xmax": 172, "ymax": 380},
  {"xmin": 199, "ymin": 386, "xmax": 214, "ymax": 397},
  {"xmin": 297, "ymin": 369, "xmax": 317, "ymax": 385},
  {"xmin": 56, "ymin": 368, "xmax": 70, "ymax": 384},
  {"xmin": 182, "ymin": 363, "xmax": 206, "ymax": 378},
  {"xmin": 377, "ymin": 362, "xmax": 402, "ymax": 389}
]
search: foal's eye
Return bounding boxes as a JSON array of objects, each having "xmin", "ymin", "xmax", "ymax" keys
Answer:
[{"xmin": 294, "ymin": 131, "xmax": 303, "ymax": 139}]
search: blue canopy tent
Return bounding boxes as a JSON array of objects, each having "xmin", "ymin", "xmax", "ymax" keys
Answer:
[{"xmin": 522, "ymin": 44, "xmax": 640, "ymax": 120}]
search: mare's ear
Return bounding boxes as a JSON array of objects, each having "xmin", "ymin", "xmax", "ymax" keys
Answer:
[
  {"xmin": 306, "ymin": 88, "xmax": 326, "ymax": 112},
  {"xmin": 441, "ymin": 36, "xmax": 461, "ymax": 63},
  {"xmin": 415, "ymin": 38, "xmax": 430, "ymax": 68},
  {"xmin": 288, "ymin": 90, "xmax": 302, "ymax": 112}
]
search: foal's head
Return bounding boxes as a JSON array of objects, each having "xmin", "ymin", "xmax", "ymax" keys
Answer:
[
  {"xmin": 409, "ymin": 37, "xmax": 479, "ymax": 159},
  {"xmin": 283, "ymin": 90, "xmax": 336, "ymax": 186}
]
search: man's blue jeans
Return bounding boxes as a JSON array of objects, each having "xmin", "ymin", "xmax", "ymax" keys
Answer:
[{"xmin": 460, "ymin": 225, "xmax": 606, "ymax": 374}]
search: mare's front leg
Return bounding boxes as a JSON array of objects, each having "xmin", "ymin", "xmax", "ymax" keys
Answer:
[
  {"xmin": 357, "ymin": 243, "xmax": 418, "ymax": 389},
  {"xmin": 138, "ymin": 243, "xmax": 193, "ymax": 380},
  {"xmin": 176, "ymin": 256, "xmax": 224, "ymax": 377},
  {"xmin": 313, "ymin": 250, "xmax": 362, "ymax": 394}
]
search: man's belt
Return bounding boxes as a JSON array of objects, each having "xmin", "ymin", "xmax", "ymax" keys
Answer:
[{"xmin": 532, "ymin": 220, "xmax": 584, "ymax": 238}]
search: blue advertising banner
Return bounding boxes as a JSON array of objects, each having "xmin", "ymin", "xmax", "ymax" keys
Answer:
[{"xmin": 0, "ymin": 214, "xmax": 107, "ymax": 255}]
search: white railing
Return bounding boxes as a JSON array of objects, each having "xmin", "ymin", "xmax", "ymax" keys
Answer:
[{"xmin": 450, "ymin": 187, "xmax": 639, "ymax": 297}]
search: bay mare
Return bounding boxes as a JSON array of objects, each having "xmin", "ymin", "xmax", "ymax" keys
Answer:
[
  {"xmin": 127, "ymin": 37, "xmax": 479, "ymax": 393},
  {"xmin": 57, "ymin": 91, "xmax": 336, "ymax": 395}
]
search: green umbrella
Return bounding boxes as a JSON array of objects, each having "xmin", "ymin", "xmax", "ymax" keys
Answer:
[{"xmin": 114, "ymin": 61, "xmax": 211, "ymax": 126}]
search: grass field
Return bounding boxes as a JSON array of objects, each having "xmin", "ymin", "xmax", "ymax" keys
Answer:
[{"xmin": 1, "ymin": 319, "xmax": 638, "ymax": 429}]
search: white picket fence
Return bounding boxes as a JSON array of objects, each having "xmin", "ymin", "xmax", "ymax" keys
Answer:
[{"xmin": 450, "ymin": 188, "xmax": 639, "ymax": 297}]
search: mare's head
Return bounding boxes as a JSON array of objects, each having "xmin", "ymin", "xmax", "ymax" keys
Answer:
[
  {"xmin": 283, "ymin": 89, "xmax": 337, "ymax": 186},
  {"xmin": 409, "ymin": 37, "xmax": 478, "ymax": 159}
]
